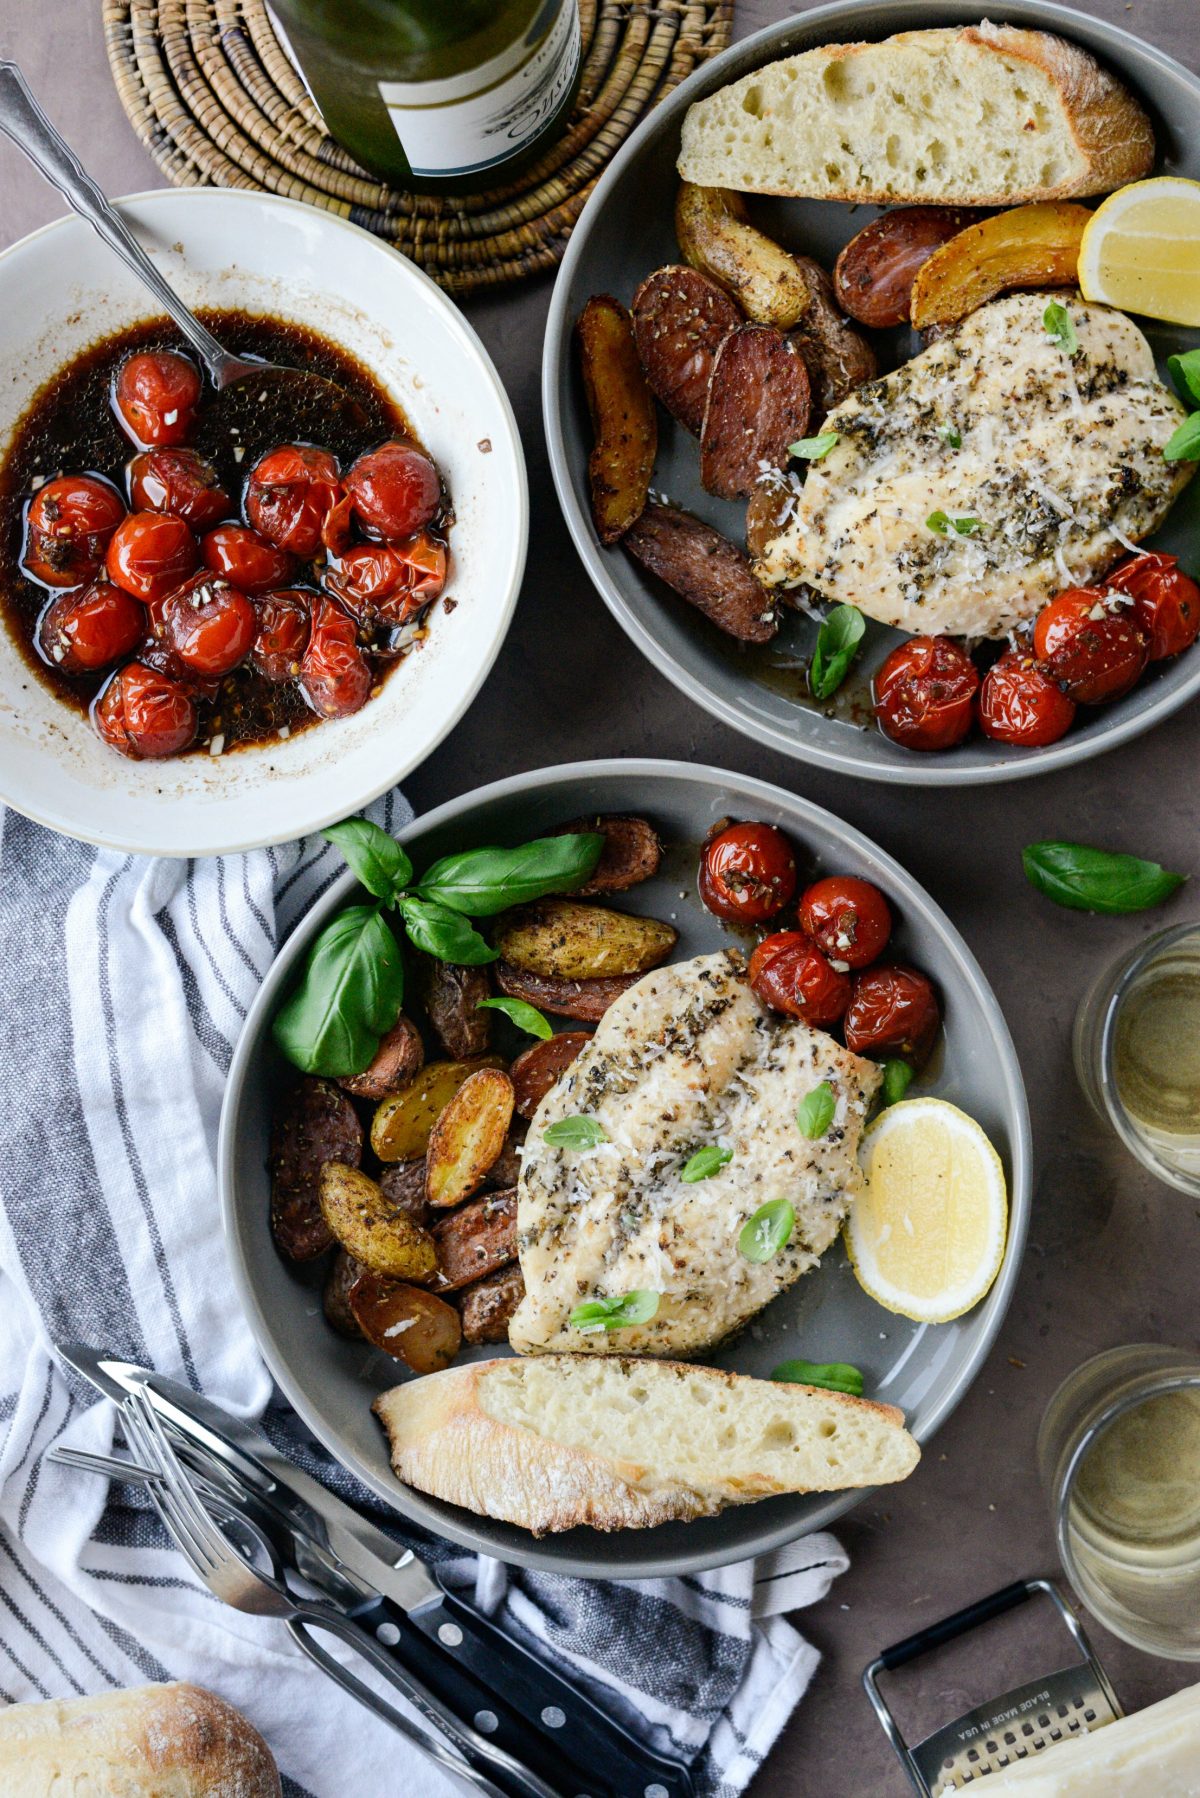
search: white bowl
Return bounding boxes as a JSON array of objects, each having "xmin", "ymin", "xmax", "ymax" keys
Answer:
[{"xmin": 0, "ymin": 190, "xmax": 527, "ymax": 855}]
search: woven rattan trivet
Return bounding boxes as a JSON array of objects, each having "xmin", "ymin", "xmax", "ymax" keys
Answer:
[{"xmin": 102, "ymin": 0, "xmax": 733, "ymax": 295}]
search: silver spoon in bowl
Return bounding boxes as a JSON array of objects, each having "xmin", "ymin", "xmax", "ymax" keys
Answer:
[{"xmin": 0, "ymin": 61, "xmax": 370, "ymax": 436}]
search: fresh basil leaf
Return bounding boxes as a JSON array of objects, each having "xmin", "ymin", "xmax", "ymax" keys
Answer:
[
  {"xmin": 415, "ymin": 833, "xmax": 605, "ymax": 917},
  {"xmin": 273, "ymin": 905, "xmax": 404, "ymax": 1076},
  {"xmin": 771, "ymin": 1359, "xmax": 865, "ymax": 1397},
  {"xmin": 1022, "ymin": 841, "xmax": 1186, "ymax": 914},
  {"xmin": 927, "ymin": 511, "xmax": 982, "ymax": 537},
  {"xmin": 1043, "ymin": 301, "xmax": 1078, "ymax": 355},
  {"xmin": 796, "ymin": 1081, "xmax": 836, "ymax": 1139},
  {"xmin": 1168, "ymin": 348, "xmax": 1200, "ymax": 407},
  {"xmin": 936, "ymin": 423, "xmax": 962, "ymax": 449},
  {"xmin": 739, "ymin": 1197, "xmax": 795, "ymax": 1263},
  {"xmin": 881, "ymin": 1059, "xmax": 914, "ymax": 1107},
  {"xmin": 810, "ymin": 604, "xmax": 866, "ymax": 702},
  {"xmin": 544, "ymin": 1115, "xmax": 608, "ymax": 1150},
  {"xmin": 398, "ymin": 897, "xmax": 498, "ymax": 965},
  {"xmin": 322, "ymin": 819, "xmax": 412, "ymax": 903},
  {"xmin": 1164, "ymin": 411, "xmax": 1200, "ymax": 463},
  {"xmin": 569, "ymin": 1291, "xmax": 659, "ymax": 1333},
  {"xmin": 789, "ymin": 432, "xmax": 839, "ymax": 461},
  {"xmin": 681, "ymin": 1143, "xmax": 733, "ymax": 1183},
  {"xmin": 476, "ymin": 996, "xmax": 553, "ymax": 1039}
]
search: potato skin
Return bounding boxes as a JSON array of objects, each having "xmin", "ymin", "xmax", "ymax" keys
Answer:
[
  {"xmin": 484, "ymin": 1122, "xmax": 528, "ymax": 1189},
  {"xmin": 510, "ymin": 1032, "xmax": 591, "ymax": 1119},
  {"xmin": 324, "ymin": 1251, "xmax": 367, "ymax": 1339},
  {"xmin": 337, "ymin": 1014, "xmax": 424, "ymax": 1100},
  {"xmin": 547, "ymin": 814, "xmax": 662, "ymax": 895},
  {"xmin": 425, "ymin": 1067, "xmax": 515, "ymax": 1208},
  {"xmin": 577, "ymin": 295, "xmax": 657, "ymax": 546},
  {"xmin": 631, "ymin": 265, "xmax": 742, "ymax": 433},
  {"xmin": 377, "ymin": 1159, "xmax": 429, "ymax": 1220},
  {"xmin": 624, "ymin": 503, "xmax": 778, "ymax": 643},
  {"xmin": 495, "ymin": 963, "xmax": 640, "ymax": 1023},
  {"xmin": 370, "ymin": 1056, "xmax": 505, "ymax": 1163},
  {"xmin": 909, "ymin": 202, "xmax": 1090, "ymax": 331},
  {"xmin": 270, "ymin": 1078, "xmax": 362, "ymax": 1262},
  {"xmin": 430, "ymin": 1188, "xmax": 517, "ymax": 1292},
  {"xmin": 834, "ymin": 207, "xmax": 984, "ymax": 327},
  {"xmin": 494, "ymin": 898, "xmax": 677, "ymax": 981},
  {"xmin": 700, "ymin": 325, "xmax": 811, "ymax": 501},
  {"xmin": 318, "ymin": 1162, "xmax": 438, "ymax": 1281},
  {"xmin": 458, "ymin": 1263, "xmax": 526, "ymax": 1345},
  {"xmin": 785, "ymin": 257, "xmax": 878, "ymax": 415},
  {"xmin": 675, "ymin": 182, "xmax": 813, "ymax": 329},
  {"xmin": 351, "ymin": 1274, "xmax": 462, "ymax": 1372},
  {"xmin": 413, "ymin": 955, "xmax": 492, "ymax": 1061}
]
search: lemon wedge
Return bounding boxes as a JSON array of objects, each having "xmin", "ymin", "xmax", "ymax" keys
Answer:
[
  {"xmin": 1077, "ymin": 178, "xmax": 1200, "ymax": 327},
  {"xmin": 844, "ymin": 1098, "xmax": 1007, "ymax": 1323}
]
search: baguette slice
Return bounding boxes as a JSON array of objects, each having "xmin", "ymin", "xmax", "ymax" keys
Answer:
[
  {"xmin": 374, "ymin": 1355, "xmax": 919, "ymax": 1534},
  {"xmin": 677, "ymin": 24, "xmax": 1155, "ymax": 206}
]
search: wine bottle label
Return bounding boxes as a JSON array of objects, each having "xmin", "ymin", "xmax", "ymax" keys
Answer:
[{"xmin": 378, "ymin": 1, "xmax": 581, "ymax": 180}]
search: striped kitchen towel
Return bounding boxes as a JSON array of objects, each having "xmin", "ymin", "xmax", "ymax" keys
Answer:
[{"xmin": 0, "ymin": 796, "xmax": 848, "ymax": 1797}]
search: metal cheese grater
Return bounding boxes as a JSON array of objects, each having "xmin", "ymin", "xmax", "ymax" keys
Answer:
[{"xmin": 863, "ymin": 1578, "xmax": 1123, "ymax": 1794}]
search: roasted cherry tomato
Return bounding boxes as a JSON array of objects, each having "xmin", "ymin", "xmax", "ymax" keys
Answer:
[
  {"xmin": 798, "ymin": 876, "xmax": 892, "ymax": 969},
  {"xmin": 324, "ymin": 534, "xmax": 447, "ymax": 624},
  {"xmin": 874, "ymin": 637, "xmax": 979, "ymax": 751},
  {"xmin": 36, "ymin": 580, "xmax": 145, "ymax": 676},
  {"xmin": 92, "ymin": 661, "xmax": 198, "ymax": 759},
  {"xmin": 245, "ymin": 444, "xmax": 342, "ymax": 558},
  {"xmin": 1032, "ymin": 588, "xmax": 1148, "ymax": 704},
  {"xmin": 697, "ymin": 821, "xmax": 798, "ymax": 925},
  {"xmin": 104, "ymin": 511, "xmax": 198, "ymax": 605},
  {"xmin": 113, "ymin": 349, "xmax": 202, "ymax": 447},
  {"xmin": 977, "ymin": 649, "xmax": 1077, "ymax": 747},
  {"xmin": 345, "ymin": 441, "xmax": 440, "ymax": 542},
  {"xmin": 748, "ymin": 931, "xmax": 852, "ymax": 1026},
  {"xmin": 251, "ymin": 588, "xmax": 311, "ymax": 682},
  {"xmin": 844, "ymin": 965, "xmax": 940, "ymax": 1063},
  {"xmin": 22, "ymin": 474, "xmax": 125, "ymax": 588},
  {"xmin": 128, "ymin": 447, "xmax": 229, "ymax": 530},
  {"xmin": 300, "ymin": 597, "xmax": 373, "ymax": 719},
  {"xmin": 1103, "ymin": 553, "xmax": 1200, "ymax": 662},
  {"xmin": 161, "ymin": 573, "xmax": 256, "ymax": 676},
  {"xmin": 201, "ymin": 523, "xmax": 295, "ymax": 595}
]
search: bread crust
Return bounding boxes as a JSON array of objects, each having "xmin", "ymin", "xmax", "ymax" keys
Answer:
[
  {"xmin": 677, "ymin": 25, "xmax": 1155, "ymax": 206},
  {"xmin": 374, "ymin": 1356, "xmax": 917, "ymax": 1535},
  {"xmin": 0, "ymin": 1681, "xmax": 281, "ymax": 1796}
]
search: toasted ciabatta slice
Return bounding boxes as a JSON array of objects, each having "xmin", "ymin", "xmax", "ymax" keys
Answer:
[
  {"xmin": 373, "ymin": 1356, "xmax": 919, "ymax": 1534},
  {"xmin": 677, "ymin": 24, "xmax": 1155, "ymax": 206}
]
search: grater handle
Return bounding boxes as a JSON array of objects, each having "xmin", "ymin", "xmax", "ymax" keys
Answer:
[{"xmin": 879, "ymin": 1580, "xmax": 1033, "ymax": 1671}]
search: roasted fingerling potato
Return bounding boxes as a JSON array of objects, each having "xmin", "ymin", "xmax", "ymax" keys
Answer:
[
  {"xmin": 676, "ymin": 183, "xmax": 814, "ymax": 329},
  {"xmin": 577, "ymin": 295, "xmax": 657, "ymax": 546},
  {"xmin": 425, "ymin": 1067, "xmax": 516, "ymax": 1209},
  {"xmin": 412, "ymin": 955, "xmax": 493, "ymax": 1060},
  {"xmin": 485, "ymin": 1122, "xmax": 528, "ymax": 1189},
  {"xmin": 377, "ymin": 1158, "xmax": 430, "ymax": 1219},
  {"xmin": 495, "ymin": 962, "xmax": 641, "ymax": 1022},
  {"xmin": 354, "ymin": 1275, "xmax": 463, "ymax": 1372},
  {"xmin": 337, "ymin": 1014, "xmax": 424, "ymax": 1100},
  {"xmin": 785, "ymin": 256, "xmax": 878, "ymax": 414},
  {"xmin": 318, "ymin": 1162, "xmax": 438, "ymax": 1282},
  {"xmin": 370, "ymin": 1056, "xmax": 505, "ymax": 1163},
  {"xmin": 430, "ymin": 1188, "xmax": 518, "ymax": 1292},
  {"xmin": 458, "ymin": 1263, "xmax": 526, "ymax": 1345},
  {"xmin": 323, "ymin": 1250, "xmax": 367, "ymax": 1339},
  {"xmin": 909, "ymin": 202, "xmax": 1090, "ymax": 332},
  {"xmin": 510, "ymin": 1031, "xmax": 592, "ymax": 1119},
  {"xmin": 833, "ymin": 207, "xmax": 985, "ymax": 328},
  {"xmin": 269, "ymin": 1078, "xmax": 362, "ymax": 1262},
  {"xmin": 494, "ymin": 898, "xmax": 677, "ymax": 981},
  {"xmin": 547, "ymin": 814, "xmax": 662, "ymax": 895}
]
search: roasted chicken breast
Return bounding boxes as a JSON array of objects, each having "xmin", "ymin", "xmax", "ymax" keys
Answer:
[{"xmin": 510, "ymin": 951, "xmax": 881, "ymax": 1358}]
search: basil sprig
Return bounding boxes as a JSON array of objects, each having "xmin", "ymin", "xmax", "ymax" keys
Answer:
[
  {"xmin": 789, "ymin": 432, "xmax": 839, "ymax": 461},
  {"xmin": 1168, "ymin": 348, "xmax": 1200, "ymax": 407},
  {"xmin": 1043, "ymin": 300, "xmax": 1079, "ymax": 355},
  {"xmin": 936, "ymin": 423, "xmax": 962, "ymax": 449},
  {"xmin": 809, "ymin": 604, "xmax": 866, "ymax": 702},
  {"xmin": 544, "ymin": 1115, "xmax": 608, "ymax": 1149},
  {"xmin": 739, "ymin": 1198, "xmax": 795, "ymax": 1263},
  {"xmin": 1022, "ymin": 841, "xmax": 1186, "ymax": 914},
  {"xmin": 476, "ymin": 996, "xmax": 553, "ymax": 1039},
  {"xmin": 681, "ymin": 1143, "xmax": 733, "ymax": 1182},
  {"xmin": 1164, "ymin": 412, "xmax": 1200, "ymax": 464},
  {"xmin": 272, "ymin": 821, "xmax": 604, "ymax": 1076},
  {"xmin": 796, "ymin": 1081, "xmax": 836, "ymax": 1139},
  {"xmin": 927, "ymin": 511, "xmax": 982, "ymax": 537},
  {"xmin": 772, "ymin": 1359, "xmax": 864, "ymax": 1397},
  {"xmin": 569, "ymin": 1291, "xmax": 659, "ymax": 1333},
  {"xmin": 880, "ymin": 1059, "xmax": 914, "ymax": 1108}
]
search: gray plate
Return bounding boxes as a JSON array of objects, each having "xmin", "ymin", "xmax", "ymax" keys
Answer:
[
  {"xmin": 542, "ymin": 0, "xmax": 1200, "ymax": 785},
  {"xmin": 219, "ymin": 761, "xmax": 1031, "ymax": 1578}
]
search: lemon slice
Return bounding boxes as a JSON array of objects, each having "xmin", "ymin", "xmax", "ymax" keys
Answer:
[
  {"xmin": 844, "ymin": 1098, "xmax": 1007, "ymax": 1323},
  {"xmin": 1077, "ymin": 178, "xmax": 1200, "ymax": 327}
]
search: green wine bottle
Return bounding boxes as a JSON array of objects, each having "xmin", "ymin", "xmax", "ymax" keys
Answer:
[{"xmin": 266, "ymin": 0, "xmax": 582, "ymax": 194}]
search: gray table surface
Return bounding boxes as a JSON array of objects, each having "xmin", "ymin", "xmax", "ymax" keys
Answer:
[{"xmin": 1, "ymin": 2, "xmax": 1197, "ymax": 1790}]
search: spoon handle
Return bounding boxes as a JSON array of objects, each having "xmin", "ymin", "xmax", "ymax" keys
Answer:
[{"xmin": 0, "ymin": 61, "xmax": 233, "ymax": 382}]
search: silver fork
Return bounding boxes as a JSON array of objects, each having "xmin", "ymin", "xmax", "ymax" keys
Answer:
[{"xmin": 120, "ymin": 1396, "xmax": 558, "ymax": 1798}]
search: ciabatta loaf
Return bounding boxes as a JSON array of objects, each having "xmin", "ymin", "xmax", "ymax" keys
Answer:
[
  {"xmin": 677, "ymin": 24, "xmax": 1154, "ymax": 206},
  {"xmin": 0, "ymin": 1681, "xmax": 281, "ymax": 1796},
  {"xmin": 374, "ymin": 1356, "xmax": 919, "ymax": 1534}
]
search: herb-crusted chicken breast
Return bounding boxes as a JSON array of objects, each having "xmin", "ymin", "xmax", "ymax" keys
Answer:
[
  {"xmin": 510, "ymin": 950, "xmax": 881, "ymax": 1358},
  {"xmin": 754, "ymin": 291, "xmax": 1193, "ymax": 640}
]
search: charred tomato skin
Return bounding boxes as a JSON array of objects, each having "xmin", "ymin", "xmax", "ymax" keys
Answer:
[
  {"xmin": 844, "ymin": 964, "xmax": 941, "ymax": 1063},
  {"xmin": 874, "ymin": 636, "xmax": 979, "ymax": 752},
  {"xmin": 748, "ymin": 930, "xmax": 852, "ymax": 1026},
  {"xmin": 23, "ymin": 474, "xmax": 126, "ymax": 588},
  {"xmin": 128, "ymin": 447, "xmax": 229, "ymax": 530},
  {"xmin": 1103, "ymin": 554, "xmax": 1200, "ymax": 663},
  {"xmin": 698, "ymin": 821, "xmax": 798, "ymax": 925},
  {"xmin": 251, "ymin": 588, "xmax": 312, "ymax": 682},
  {"xmin": 36, "ymin": 580, "xmax": 145, "ymax": 676},
  {"xmin": 1032, "ymin": 588, "xmax": 1149, "ymax": 705},
  {"xmin": 978, "ymin": 650, "xmax": 1077, "ymax": 747},
  {"xmin": 245, "ymin": 444, "xmax": 343, "ymax": 559},
  {"xmin": 113, "ymin": 349, "xmax": 202, "ymax": 448},
  {"xmin": 161, "ymin": 573, "xmax": 256, "ymax": 676},
  {"xmin": 798, "ymin": 875, "xmax": 892, "ymax": 968},
  {"xmin": 299, "ymin": 596, "xmax": 373, "ymax": 719},
  {"xmin": 104, "ymin": 511, "xmax": 198, "ymax": 605},
  {"xmin": 201, "ymin": 522, "xmax": 296, "ymax": 595},
  {"xmin": 345, "ymin": 441, "xmax": 440, "ymax": 542},
  {"xmin": 92, "ymin": 661, "xmax": 198, "ymax": 758},
  {"xmin": 323, "ymin": 534, "xmax": 447, "ymax": 624}
]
